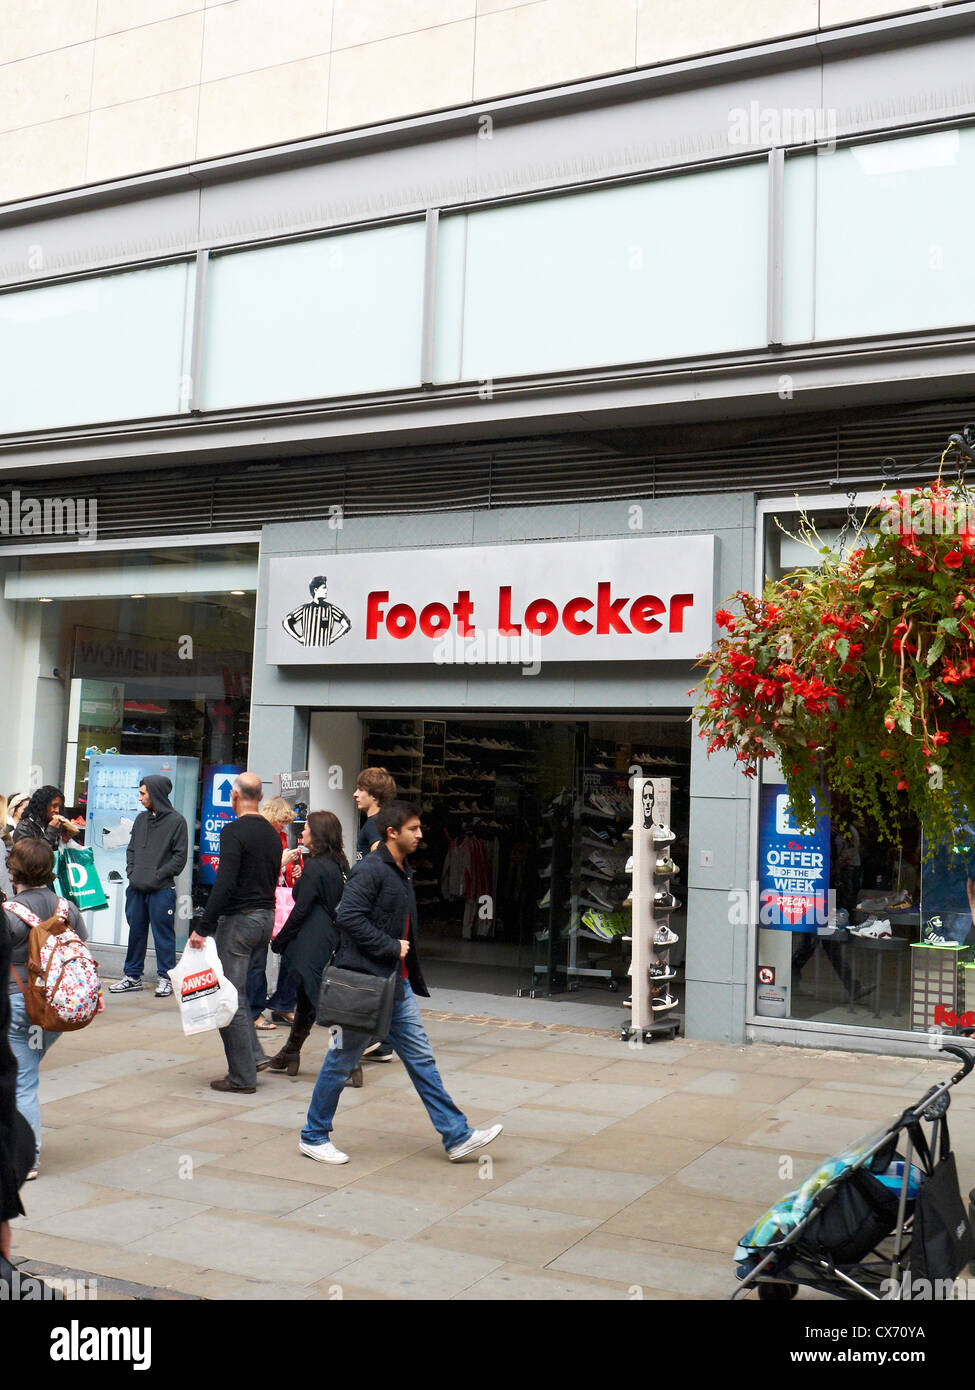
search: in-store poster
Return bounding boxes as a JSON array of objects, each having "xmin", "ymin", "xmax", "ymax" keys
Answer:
[
  {"xmin": 199, "ymin": 765, "xmax": 243, "ymax": 884},
  {"xmin": 759, "ymin": 785, "xmax": 830, "ymax": 933}
]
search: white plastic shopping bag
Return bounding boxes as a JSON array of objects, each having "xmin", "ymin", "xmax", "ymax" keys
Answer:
[{"xmin": 169, "ymin": 937, "xmax": 239, "ymax": 1035}]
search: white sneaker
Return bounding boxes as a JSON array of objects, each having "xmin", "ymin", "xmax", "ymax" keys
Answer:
[
  {"xmin": 298, "ymin": 1139, "xmax": 349, "ymax": 1165},
  {"xmin": 855, "ymin": 918, "xmax": 892, "ymax": 939},
  {"xmin": 447, "ymin": 1123, "xmax": 503, "ymax": 1162}
]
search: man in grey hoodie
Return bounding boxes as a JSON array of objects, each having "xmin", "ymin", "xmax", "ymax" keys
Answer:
[{"xmin": 109, "ymin": 775, "xmax": 189, "ymax": 999}]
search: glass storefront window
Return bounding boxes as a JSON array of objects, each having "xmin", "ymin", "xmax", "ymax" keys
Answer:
[
  {"xmin": 756, "ymin": 506, "xmax": 928, "ymax": 1035},
  {"xmin": 2, "ymin": 539, "xmax": 256, "ymax": 823}
]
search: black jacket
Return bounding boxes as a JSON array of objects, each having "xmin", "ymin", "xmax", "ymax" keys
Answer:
[
  {"xmin": 272, "ymin": 856, "xmax": 345, "ymax": 1004},
  {"xmin": 126, "ymin": 775, "xmax": 188, "ymax": 893},
  {"xmin": 334, "ymin": 845, "xmax": 428, "ymax": 997}
]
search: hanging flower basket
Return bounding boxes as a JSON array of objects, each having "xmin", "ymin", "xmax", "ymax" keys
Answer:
[{"xmin": 692, "ymin": 467, "xmax": 975, "ymax": 848}]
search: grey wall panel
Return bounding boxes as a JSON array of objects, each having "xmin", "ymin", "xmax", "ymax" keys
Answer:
[
  {"xmin": 690, "ymin": 727, "xmax": 750, "ymax": 801},
  {"xmin": 247, "ymin": 702, "xmax": 309, "ymax": 793},
  {"xmin": 683, "ymin": 978, "xmax": 743, "ymax": 1043},
  {"xmin": 687, "ymin": 796, "xmax": 750, "ymax": 891},
  {"xmin": 472, "ymin": 503, "xmax": 583, "ymax": 544},
  {"xmin": 684, "ymin": 891, "xmax": 743, "ymax": 984},
  {"xmin": 822, "ymin": 29, "xmax": 975, "ymax": 131},
  {"xmin": 0, "ymin": 188, "xmax": 201, "ymax": 287}
]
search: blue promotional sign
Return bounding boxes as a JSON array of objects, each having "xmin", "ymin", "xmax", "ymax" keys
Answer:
[
  {"xmin": 200, "ymin": 765, "xmax": 243, "ymax": 885},
  {"xmin": 759, "ymin": 785, "xmax": 830, "ymax": 933}
]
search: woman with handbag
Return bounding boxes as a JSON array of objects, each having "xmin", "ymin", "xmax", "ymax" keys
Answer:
[
  {"xmin": 250, "ymin": 798, "xmax": 302, "ymax": 1031},
  {"xmin": 267, "ymin": 811, "xmax": 358, "ymax": 1082}
]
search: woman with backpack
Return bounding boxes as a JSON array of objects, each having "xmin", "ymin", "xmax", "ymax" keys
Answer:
[
  {"xmin": 267, "ymin": 811, "xmax": 352, "ymax": 1081},
  {"xmin": 4, "ymin": 839, "xmax": 88, "ymax": 1180}
]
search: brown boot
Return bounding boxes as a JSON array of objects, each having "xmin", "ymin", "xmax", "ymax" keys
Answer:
[{"xmin": 267, "ymin": 1017, "xmax": 312, "ymax": 1076}]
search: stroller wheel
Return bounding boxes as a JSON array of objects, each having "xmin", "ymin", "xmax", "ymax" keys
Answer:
[{"xmin": 757, "ymin": 1282, "xmax": 798, "ymax": 1301}]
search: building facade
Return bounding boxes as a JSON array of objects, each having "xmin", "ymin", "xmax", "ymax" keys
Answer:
[{"xmin": 2, "ymin": 1, "xmax": 975, "ymax": 1048}]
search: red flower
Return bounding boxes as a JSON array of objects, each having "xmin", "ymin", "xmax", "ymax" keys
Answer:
[
  {"xmin": 896, "ymin": 779, "xmax": 909, "ymax": 791},
  {"xmin": 932, "ymin": 730, "xmax": 950, "ymax": 746},
  {"xmin": 945, "ymin": 551, "xmax": 964, "ymax": 570},
  {"xmin": 715, "ymin": 609, "xmax": 735, "ymax": 629}
]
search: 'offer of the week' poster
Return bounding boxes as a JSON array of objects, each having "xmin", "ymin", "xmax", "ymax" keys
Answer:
[{"xmin": 759, "ymin": 785, "xmax": 830, "ymax": 934}]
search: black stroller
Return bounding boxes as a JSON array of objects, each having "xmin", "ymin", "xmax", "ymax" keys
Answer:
[{"xmin": 732, "ymin": 1040, "xmax": 975, "ymax": 1301}]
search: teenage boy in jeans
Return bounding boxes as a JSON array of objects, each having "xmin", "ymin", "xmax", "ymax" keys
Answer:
[
  {"xmin": 109, "ymin": 775, "xmax": 188, "ymax": 999},
  {"xmin": 353, "ymin": 766, "xmax": 397, "ymax": 1063},
  {"xmin": 299, "ymin": 801, "xmax": 503, "ymax": 1165}
]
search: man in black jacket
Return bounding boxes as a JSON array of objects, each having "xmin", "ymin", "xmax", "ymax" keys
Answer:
[
  {"xmin": 109, "ymin": 775, "xmax": 188, "ymax": 999},
  {"xmin": 299, "ymin": 801, "xmax": 503, "ymax": 1165}
]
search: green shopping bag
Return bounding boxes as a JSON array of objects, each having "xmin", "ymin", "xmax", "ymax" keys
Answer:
[{"xmin": 56, "ymin": 845, "xmax": 109, "ymax": 912}]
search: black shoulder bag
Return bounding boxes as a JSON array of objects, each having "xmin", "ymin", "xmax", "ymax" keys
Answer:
[{"xmin": 316, "ymin": 960, "xmax": 398, "ymax": 1039}]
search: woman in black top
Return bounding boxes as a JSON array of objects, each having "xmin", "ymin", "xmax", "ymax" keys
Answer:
[
  {"xmin": 11, "ymin": 786, "xmax": 78, "ymax": 857},
  {"xmin": 268, "ymin": 812, "xmax": 350, "ymax": 1080}
]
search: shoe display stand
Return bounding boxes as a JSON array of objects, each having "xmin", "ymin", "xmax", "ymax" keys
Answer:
[
  {"xmin": 910, "ymin": 942, "xmax": 969, "ymax": 1033},
  {"xmin": 621, "ymin": 776, "xmax": 682, "ymax": 1043}
]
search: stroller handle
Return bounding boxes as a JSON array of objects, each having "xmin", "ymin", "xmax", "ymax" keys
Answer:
[{"xmin": 939, "ymin": 1042, "xmax": 975, "ymax": 1078}]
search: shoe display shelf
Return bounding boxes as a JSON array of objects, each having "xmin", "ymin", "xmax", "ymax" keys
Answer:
[
  {"xmin": 621, "ymin": 776, "xmax": 682, "ymax": 1044},
  {"xmin": 563, "ymin": 772, "xmax": 633, "ymax": 992}
]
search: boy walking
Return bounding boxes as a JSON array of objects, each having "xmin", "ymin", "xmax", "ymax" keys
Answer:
[{"xmin": 299, "ymin": 801, "xmax": 502, "ymax": 1165}]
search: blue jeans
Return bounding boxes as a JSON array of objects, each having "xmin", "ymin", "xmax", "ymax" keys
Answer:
[
  {"xmin": 8, "ymin": 990, "xmax": 60, "ymax": 1163},
  {"xmin": 301, "ymin": 979, "xmax": 472, "ymax": 1152},
  {"xmin": 123, "ymin": 886, "xmax": 177, "ymax": 981}
]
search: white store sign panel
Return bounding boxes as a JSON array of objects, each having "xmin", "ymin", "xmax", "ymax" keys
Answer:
[{"xmin": 266, "ymin": 535, "xmax": 716, "ymax": 666}]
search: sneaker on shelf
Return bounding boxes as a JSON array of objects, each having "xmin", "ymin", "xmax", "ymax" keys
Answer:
[
  {"xmin": 108, "ymin": 976, "xmax": 142, "ymax": 993},
  {"xmin": 578, "ymin": 884, "xmax": 614, "ymax": 917},
  {"xmin": 583, "ymin": 795, "xmax": 615, "ymax": 820},
  {"xmin": 853, "ymin": 918, "xmax": 892, "ymax": 940},
  {"xmin": 622, "ymin": 996, "xmax": 632, "ymax": 1008},
  {"xmin": 580, "ymin": 858, "xmax": 615, "ymax": 882},
  {"xmin": 581, "ymin": 828, "xmax": 612, "ymax": 848},
  {"xmin": 624, "ymin": 855, "xmax": 634, "ymax": 874},
  {"xmin": 653, "ymin": 924, "xmax": 679, "ymax": 949},
  {"xmin": 651, "ymin": 991, "xmax": 679, "ymax": 1013},
  {"xmin": 651, "ymin": 825, "xmax": 677, "ymax": 845},
  {"xmin": 540, "ymin": 862, "xmax": 553, "ymax": 878},
  {"xmin": 648, "ymin": 961, "xmax": 676, "ymax": 982},
  {"xmin": 653, "ymin": 891, "xmax": 679, "ymax": 911},
  {"xmin": 654, "ymin": 858, "xmax": 679, "ymax": 879},
  {"xmin": 538, "ymin": 889, "xmax": 551, "ymax": 909},
  {"xmin": 923, "ymin": 916, "xmax": 955, "ymax": 947},
  {"xmin": 622, "ymin": 891, "xmax": 632, "ymax": 907}
]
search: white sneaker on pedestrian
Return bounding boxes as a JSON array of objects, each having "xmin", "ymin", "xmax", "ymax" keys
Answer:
[
  {"xmin": 447, "ymin": 1123, "xmax": 503, "ymax": 1162},
  {"xmin": 298, "ymin": 1139, "xmax": 349, "ymax": 1165},
  {"xmin": 108, "ymin": 976, "xmax": 142, "ymax": 993},
  {"xmin": 154, "ymin": 979, "xmax": 173, "ymax": 998}
]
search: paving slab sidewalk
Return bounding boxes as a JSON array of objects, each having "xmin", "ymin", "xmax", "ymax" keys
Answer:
[{"xmin": 9, "ymin": 991, "xmax": 967, "ymax": 1301}]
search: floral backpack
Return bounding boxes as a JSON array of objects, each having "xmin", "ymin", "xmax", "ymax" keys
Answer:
[{"xmin": 6, "ymin": 897, "xmax": 102, "ymax": 1031}]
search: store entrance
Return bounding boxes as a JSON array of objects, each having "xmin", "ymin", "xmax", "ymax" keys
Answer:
[{"xmin": 356, "ymin": 714, "xmax": 690, "ymax": 1010}]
